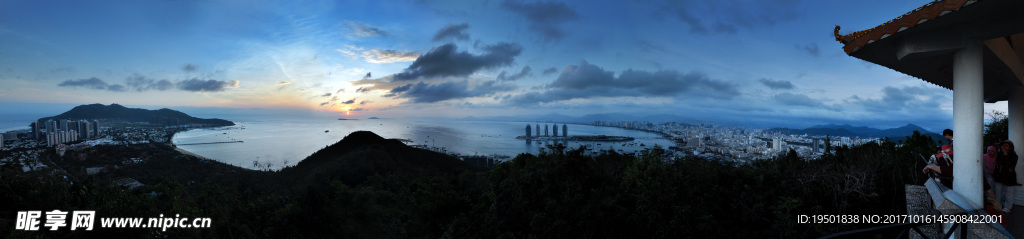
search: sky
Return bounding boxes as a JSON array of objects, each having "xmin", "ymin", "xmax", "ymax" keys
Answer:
[{"xmin": 0, "ymin": 0, "xmax": 1009, "ymax": 131}]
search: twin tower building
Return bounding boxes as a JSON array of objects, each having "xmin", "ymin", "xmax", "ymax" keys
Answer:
[{"xmin": 525, "ymin": 123, "xmax": 567, "ymax": 139}]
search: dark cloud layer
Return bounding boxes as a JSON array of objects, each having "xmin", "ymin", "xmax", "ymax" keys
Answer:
[
  {"xmin": 432, "ymin": 23, "xmax": 470, "ymax": 42},
  {"xmin": 506, "ymin": 60, "xmax": 739, "ymax": 105},
  {"xmin": 501, "ymin": 0, "xmax": 579, "ymax": 41},
  {"xmin": 58, "ymin": 77, "xmax": 124, "ymax": 92},
  {"xmin": 758, "ymin": 78, "xmax": 795, "ymax": 90},
  {"xmin": 176, "ymin": 78, "xmax": 239, "ymax": 92},
  {"xmin": 394, "ymin": 43, "xmax": 522, "ymax": 80},
  {"xmin": 774, "ymin": 92, "xmax": 840, "ymax": 111},
  {"xmin": 388, "ymin": 80, "xmax": 514, "ymax": 103},
  {"xmin": 60, "ymin": 76, "xmax": 175, "ymax": 92},
  {"xmin": 497, "ymin": 66, "xmax": 532, "ymax": 81}
]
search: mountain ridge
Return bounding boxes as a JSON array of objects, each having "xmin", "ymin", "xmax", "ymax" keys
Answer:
[{"xmin": 34, "ymin": 103, "xmax": 234, "ymax": 126}]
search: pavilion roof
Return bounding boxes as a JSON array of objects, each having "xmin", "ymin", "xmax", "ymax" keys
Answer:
[
  {"xmin": 834, "ymin": 0, "xmax": 1024, "ymax": 103},
  {"xmin": 834, "ymin": 0, "xmax": 977, "ymax": 54}
]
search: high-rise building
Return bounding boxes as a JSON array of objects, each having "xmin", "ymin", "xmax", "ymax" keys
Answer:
[
  {"xmin": 772, "ymin": 138, "xmax": 782, "ymax": 153},
  {"xmin": 33, "ymin": 121, "xmax": 40, "ymax": 140},
  {"xmin": 562, "ymin": 124, "xmax": 567, "ymax": 137},
  {"xmin": 1, "ymin": 133, "xmax": 4, "ymax": 149},
  {"xmin": 553, "ymin": 124, "xmax": 558, "ymax": 137},
  {"xmin": 60, "ymin": 119, "xmax": 69, "ymax": 131},
  {"xmin": 46, "ymin": 119, "xmax": 56, "ymax": 135},
  {"xmin": 544, "ymin": 124, "xmax": 549, "ymax": 136},
  {"xmin": 79, "ymin": 121, "xmax": 91, "ymax": 139},
  {"xmin": 535, "ymin": 124, "xmax": 540, "ymax": 136},
  {"xmin": 525, "ymin": 124, "xmax": 532, "ymax": 139},
  {"xmin": 92, "ymin": 120, "xmax": 100, "ymax": 137}
]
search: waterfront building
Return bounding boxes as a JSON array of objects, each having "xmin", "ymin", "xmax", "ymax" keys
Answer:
[
  {"xmin": 535, "ymin": 124, "xmax": 540, "ymax": 136},
  {"xmin": 563, "ymin": 124, "xmax": 567, "ymax": 137},
  {"xmin": 544, "ymin": 124, "xmax": 549, "ymax": 136},
  {"xmin": 553, "ymin": 124, "xmax": 558, "ymax": 137},
  {"xmin": 525, "ymin": 124, "xmax": 532, "ymax": 139}
]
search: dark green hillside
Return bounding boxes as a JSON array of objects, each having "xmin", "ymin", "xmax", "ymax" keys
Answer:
[
  {"xmin": 34, "ymin": 103, "xmax": 233, "ymax": 126},
  {"xmin": 279, "ymin": 131, "xmax": 481, "ymax": 189}
]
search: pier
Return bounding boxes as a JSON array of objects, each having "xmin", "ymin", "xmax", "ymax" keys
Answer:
[{"xmin": 177, "ymin": 140, "xmax": 244, "ymax": 146}]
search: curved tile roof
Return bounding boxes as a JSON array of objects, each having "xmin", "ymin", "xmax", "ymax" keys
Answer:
[{"xmin": 834, "ymin": 0, "xmax": 978, "ymax": 54}]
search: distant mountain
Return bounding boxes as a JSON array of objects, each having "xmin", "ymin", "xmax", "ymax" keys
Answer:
[
  {"xmin": 766, "ymin": 123, "xmax": 941, "ymax": 140},
  {"xmin": 35, "ymin": 103, "xmax": 234, "ymax": 126}
]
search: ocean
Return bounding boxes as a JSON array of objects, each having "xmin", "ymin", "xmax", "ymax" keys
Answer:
[{"xmin": 171, "ymin": 117, "xmax": 674, "ymax": 170}]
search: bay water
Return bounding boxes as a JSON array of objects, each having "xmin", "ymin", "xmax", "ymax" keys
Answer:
[{"xmin": 172, "ymin": 117, "xmax": 674, "ymax": 170}]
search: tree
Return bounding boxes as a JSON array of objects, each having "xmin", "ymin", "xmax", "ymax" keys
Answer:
[{"xmin": 985, "ymin": 110, "xmax": 1009, "ymax": 148}]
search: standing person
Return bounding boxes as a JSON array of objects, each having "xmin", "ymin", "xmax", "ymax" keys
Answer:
[
  {"xmin": 943, "ymin": 129, "xmax": 953, "ymax": 147},
  {"xmin": 995, "ymin": 140, "xmax": 1021, "ymax": 213},
  {"xmin": 985, "ymin": 146, "xmax": 998, "ymax": 186}
]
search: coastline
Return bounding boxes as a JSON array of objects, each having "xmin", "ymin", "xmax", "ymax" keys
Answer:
[{"xmin": 173, "ymin": 145, "xmax": 212, "ymax": 161}]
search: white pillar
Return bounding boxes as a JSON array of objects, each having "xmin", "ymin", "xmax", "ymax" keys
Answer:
[
  {"xmin": 952, "ymin": 41, "xmax": 984, "ymax": 208},
  {"xmin": 1011, "ymin": 86, "xmax": 1024, "ymax": 206}
]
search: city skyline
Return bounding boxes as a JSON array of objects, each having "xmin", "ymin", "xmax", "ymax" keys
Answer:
[{"xmin": 0, "ymin": 0, "xmax": 1009, "ymax": 132}]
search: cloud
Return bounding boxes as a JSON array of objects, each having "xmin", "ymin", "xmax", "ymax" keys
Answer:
[
  {"xmin": 359, "ymin": 100, "xmax": 371, "ymax": 105},
  {"xmin": 59, "ymin": 74, "xmax": 238, "ymax": 93},
  {"xmin": 758, "ymin": 78, "xmax": 795, "ymax": 90},
  {"xmin": 659, "ymin": 0, "xmax": 801, "ymax": 35},
  {"xmin": 497, "ymin": 66, "xmax": 532, "ymax": 81},
  {"xmin": 337, "ymin": 45, "xmax": 419, "ymax": 64},
  {"xmin": 176, "ymin": 78, "xmax": 240, "ymax": 92},
  {"xmin": 774, "ymin": 92, "xmax": 840, "ymax": 111},
  {"xmin": 58, "ymin": 77, "xmax": 122, "ymax": 91},
  {"xmin": 387, "ymin": 80, "xmax": 515, "ymax": 103},
  {"xmin": 432, "ymin": 23, "xmax": 470, "ymax": 42},
  {"xmin": 342, "ymin": 98, "xmax": 357, "ymax": 104},
  {"xmin": 182, "ymin": 64, "xmax": 198, "ymax": 73},
  {"xmin": 351, "ymin": 108, "xmax": 367, "ymax": 111},
  {"xmin": 506, "ymin": 60, "xmax": 739, "ymax": 105},
  {"xmin": 319, "ymin": 102, "xmax": 329, "ymax": 106},
  {"xmin": 363, "ymin": 72, "xmax": 372, "ymax": 79},
  {"xmin": 795, "ymin": 43, "xmax": 819, "ymax": 57},
  {"xmin": 851, "ymin": 85, "xmax": 947, "ymax": 113},
  {"xmin": 355, "ymin": 87, "xmax": 371, "ymax": 93},
  {"xmin": 125, "ymin": 74, "xmax": 173, "ymax": 92},
  {"xmin": 394, "ymin": 42, "xmax": 522, "ymax": 80},
  {"xmin": 347, "ymin": 21, "xmax": 390, "ymax": 38},
  {"xmin": 541, "ymin": 67, "xmax": 558, "ymax": 75},
  {"xmin": 501, "ymin": 0, "xmax": 579, "ymax": 41},
  {"xmin": 275, "ymin": 81, "xmax": 291, "ymax": 86},
  {"xmin": 321, "ymin": 93, "xmax": 332, "ymax": 97}
]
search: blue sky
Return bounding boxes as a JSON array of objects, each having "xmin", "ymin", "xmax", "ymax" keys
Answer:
[{"xmin": 0, "ymin": 0, "xmax": 1005, "ymax": 131}]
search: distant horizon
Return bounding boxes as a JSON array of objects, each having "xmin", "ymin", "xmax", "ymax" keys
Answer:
[{"xmin": 0, "ymin": 101, "xmax": 974, "ymax": 133}]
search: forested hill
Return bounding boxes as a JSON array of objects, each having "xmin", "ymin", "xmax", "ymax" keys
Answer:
[{"xmin": 34, "ymin": 103, "xmax": 233, "ymax": 126}]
